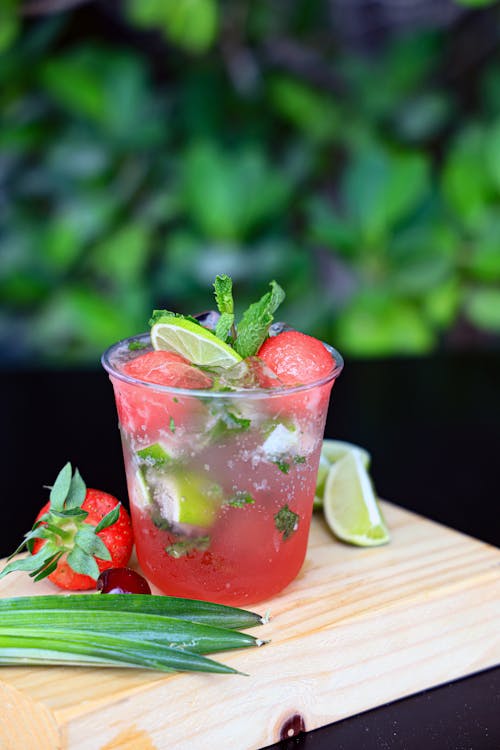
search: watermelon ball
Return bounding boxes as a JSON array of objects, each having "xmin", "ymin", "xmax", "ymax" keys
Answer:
[
  {"xmin": 258, "ymin": 331, "xmax": 334, "ymax": 385},
  {"xmin": 113, "ymin": 350, "xmax": 212, "ymax": 442},
  {"xmin": 258, "ymin": 331, "xmax": 336, "ymax": 417}
]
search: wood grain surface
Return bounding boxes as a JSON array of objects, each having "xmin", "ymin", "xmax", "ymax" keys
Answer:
[{"xmin": 0, "ymin": 501, "xmax": 499, "ymax": 750}]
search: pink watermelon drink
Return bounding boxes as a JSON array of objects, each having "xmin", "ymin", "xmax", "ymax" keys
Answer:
[{"xmin": 102, "ymin": 277, "xmax": 343, "ymax": 605}]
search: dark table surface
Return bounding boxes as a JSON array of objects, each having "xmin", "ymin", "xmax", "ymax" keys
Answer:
[{"xmin": 0, "ymin": 354, "xmax": 499, "ymax": 749}]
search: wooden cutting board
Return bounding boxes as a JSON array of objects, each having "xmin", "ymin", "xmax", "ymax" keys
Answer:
[{"xmin": 0, "ymin": 500, "xmax": 499, "ymax": 750}]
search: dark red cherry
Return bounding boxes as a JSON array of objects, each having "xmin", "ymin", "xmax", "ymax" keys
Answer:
[{"xmin": 97, "ymin": 567, "xmax": 151, "ymax": 595}]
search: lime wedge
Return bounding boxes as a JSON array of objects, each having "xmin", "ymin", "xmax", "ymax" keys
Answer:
[
  {"xmin": 135, "ymin": 467, "xmax": 152, "ymax": 510},
  {"xmin": 137, "ymin": 442, "xmax": 171, "ymax": 467},
  {"xmin": 151, "ymin": 316, "xmax": 241, "ymax": 369},
  {"xmin": 323, "ymin": 451, "xmax": 390, "ymax": 546},
  {"xmin": 138, "ymin": 467, "xmax": 223, "ymax": 529},
  {"xmin": 314, "ymin": 439, "xmax": 371, "ymax": 509},
  {"xmin": 321, "ymin": 439, "xmax": 371, "ymax": 468},
  {"xmin": 174, "ymin": 473, "xmax": 222, "ymax": 527}
]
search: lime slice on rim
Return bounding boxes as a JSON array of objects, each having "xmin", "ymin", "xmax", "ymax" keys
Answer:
[
  {"xmin": 323, "ymin": 451, "xmax": 390, "ymax": 546},
  {"xmin": 151, "ymin": 316, "xmax": 241, "ymax": 369},
  {"xmin": 314, "ymin": 439, "xmax": 371, "ymax": 509}
]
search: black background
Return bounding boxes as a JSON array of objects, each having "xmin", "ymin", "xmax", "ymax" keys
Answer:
[{"xmin": 0, "ymin": 354, "xmax": 499, "ymax": 749}]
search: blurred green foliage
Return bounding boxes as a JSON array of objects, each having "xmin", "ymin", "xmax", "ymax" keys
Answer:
[{"xmin": 1, "ymin": 0, "xmax": 500, "ymax": 364}]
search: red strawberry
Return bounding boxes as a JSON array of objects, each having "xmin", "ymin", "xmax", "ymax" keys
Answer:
[
  {"xmin": 113, "ymin": 350, "xmax": 212, "ymax": 441},
  {"xmin": 258, "ymin": 331, "xmax": 334, "ymax": 385},
  {"xmin": 0, "ymin": 464, "xmax": 133, "ymax": 591}
]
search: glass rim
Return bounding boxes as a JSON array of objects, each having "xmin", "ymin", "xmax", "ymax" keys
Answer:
[{"xmin": 101, "ymin": 332, "xmax": 344, "ymax": 399}]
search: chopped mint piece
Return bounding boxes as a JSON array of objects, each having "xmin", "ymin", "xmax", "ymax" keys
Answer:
[
  {"xmin": 214, "ymin": 275, "xmax": 235, "ymax": 343},
  {"xmin": 128, "ymin": 340, "xmax": 148, "ymax": 351},
  {"xmin": 224, "ymin": 492, "xmax": 255, "ymax": 508},
  {"xmin": 149, "ymin": 309, "xmax": 201, "ymax": 327},
  {"xmin": 208, "ymin": 404, "xmax": 251, "ymax": 442},
  {"xmin": 234, "ymin": 280, "xmax": 285, "ymax": 358},
  {"xmin": 137, "ymin": 443, "xmax": 171, "ymax": 467},
  {"xmin": 274, "ymin": 504, "xmax": 299, "ymax": 540},
  {"xmin": 169, "ymin": 416, "xmax": 176, "ymax": 433},
  {"xmin": 165, "ymin": 536, "xmax": 210, "ymax": 558},
  {"xmin": 173, "ymin": 397, "xmax": 179, "ymax": 403},
  {"xmin": 273, "ymin": 459, "xmax": 290, "ymax": 474},
  {"xmin": 294, "ymin": 455, "xmax": 306, "ymax": 464}
]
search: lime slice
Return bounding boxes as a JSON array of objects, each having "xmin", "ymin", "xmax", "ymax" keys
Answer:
[
  {"xmin": 323, "ymin": 451, "xmax": 390, "ymax": 546},
  {"xmin": 321, "ymin": 439, "xmax": 371, "ymax": 469},
  {"xmin": 139, "ymin": 467, "xmax": 223, "ymax": 529},
  {"xmin": 151, "ymin": 316, "xmax": 241, "ymax": 369},
  {"xmin": 137, "ymin": 442, "xmax": 171, "ymax": 467},
  {"xmin": 134, "ymin": 467, "xmax": 152, "ymax": 510},
  {"xmin": 314, "ymin": 439, "xmax": 371, "ymax": 509}
]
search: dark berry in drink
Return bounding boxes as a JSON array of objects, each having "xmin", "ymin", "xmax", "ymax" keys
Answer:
[{"xmin": 194, "ymin": 310, "xmax": 220, "ymax": 331}]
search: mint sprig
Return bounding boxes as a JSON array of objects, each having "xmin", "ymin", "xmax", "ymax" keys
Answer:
[
  {"xmin": 148, "ymin": 277, "xmax": 285, "ymax": 361},
  {"xmin": 234, "ymin": 280, "xmax": 285, "ymax": 358},
  {"xmin": 213, "ymin": 274, "xmax": 235, "ymax": 344}
]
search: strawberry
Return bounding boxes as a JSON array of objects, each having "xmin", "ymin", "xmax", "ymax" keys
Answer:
[
  {"xmin": 258, "ymin": 331, "xmax": 334, "ymax": 385},
  {"xmin": 113, "ymin": 350, "xmax": 212, "ymax": 441},
  {"xmin": 0, "ymin": 463, "xmax": 133, "ymax": 591}
]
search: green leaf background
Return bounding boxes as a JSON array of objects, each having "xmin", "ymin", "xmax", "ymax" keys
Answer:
[{"xmin": 1, "ymin": 1, "xmax": 500, "ymax": 363}]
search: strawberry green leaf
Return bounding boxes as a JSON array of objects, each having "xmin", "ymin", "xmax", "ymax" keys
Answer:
[
  {"xmin": 50, "ymin": 462, "xmax": 72, "ymax": 511},
  {"xmin": 50, "ymin": 507, "xmax": 88, "ymax": 520},
  {"xmin": 94, "ymin": 503, "xmax": 120, "ymax": 533},
  {"xmin": 65, "ymin": 468, "xmax": 86, "ymax": 510},
  {"xmin": 66, "ymin": 547, "xmax": 100, "ymax": 580},
  {"xmin": 31, "ymin": 552, "xmax": 64, "ymax": 582},
  {"xmin": 74, "ymin": 527, "xmax": 111, "ymax": 561},
  {"xmin": 234, "ymin": 280, "xmax": 285, "ymax": 358},
  {"xmin": 0, "ymin": 545, "xmax": 58, "ymax": 578}
]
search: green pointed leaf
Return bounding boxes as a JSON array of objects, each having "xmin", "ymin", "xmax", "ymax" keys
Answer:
[
  {"xmin": 94, "ymin": 504, "xmax": 120, "ymax": 533},
  {"xmin": 234, "ymin": 280, "xmax": 285, "ymax": 358},
  {"xmin": 0, "ymin": 545, "xmax": 57, "ymax": 579},
  {"xmin": 32, "ymin": 553, "xmax": 64, "ymax": 582},
  {"xmin": 49, "ymin": 508, "xmax": 88, "ymax": 520},
  {"xmin": 49, "ymin": 463, "xmax": 72, "ymax": 511},
  {"xmin": 65, "ymin": 468, "xmax": 86, "ymax": 509},
  {"xmin": 66, "ymin": 547, "xmax": 100, "ymax": 580},
  {"xmin": 75, "ymin": 527, "xmax": 111, "ymax": 561}
]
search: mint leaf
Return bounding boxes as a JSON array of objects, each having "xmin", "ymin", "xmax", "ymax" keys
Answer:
[
  {"xmin": 169, "ymin": 416, "xmax": 176, "ymax": 433},
  {"xmin": 224, "ymin": 492, "xmax": 255, "ymax": 508},
  {"xmin": 273, "ymin": 459, "xmax": 290, "ymax": 474},
  {"xmin": 149, "ymin": 310, "xmax": 201, "ymax": 327},
  {"xmin": 165, "ymin": 536, "xmax": 210, "ymax": 558},
  {"xmin": 214, "ymin": 275, "xmax": 235, "ymax": 343},
  {"xmin": 274, "ymin": 504, "xmax": 299, "ymax": 540},
  {"xmin": 234, "ymin": 280, "xmax": 285, "ymax": 358},
  {"xmin": 128, "ymin": 340, "xmax": 148, "ymax": 351},
  {"xmin": 208, "ymin": 405, "xmax": 251, "ymax": 441},
  {"xmin": 137, "ymin": 443, "xmax": 171, "ymax": 467}
]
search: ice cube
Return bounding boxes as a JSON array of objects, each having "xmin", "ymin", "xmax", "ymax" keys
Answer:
[{"xmin": 209, "ymin": 356, "xmax": 284, "ymax": 391}]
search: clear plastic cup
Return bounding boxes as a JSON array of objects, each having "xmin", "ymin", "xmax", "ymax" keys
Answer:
[{"xmin": 102, "ymin": 334, "xmax": 343, "ymax": 605}]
